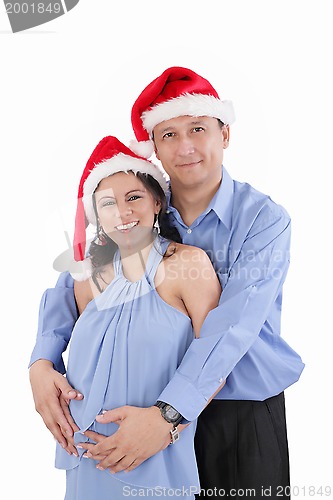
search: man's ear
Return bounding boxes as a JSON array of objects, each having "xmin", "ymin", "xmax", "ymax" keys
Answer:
[
  {"xmin": 222, "ymin": 125, "xmax": 230, "ymax": 149},
  {"xmin": 154, "ymin": 144, "xmax": 160, "ymax": 161}
]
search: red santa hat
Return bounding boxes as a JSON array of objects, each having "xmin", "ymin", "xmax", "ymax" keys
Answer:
[
  {"xmin": 73, "ymin": 135, "xmax": 169, "ymax": 266},
  {"xmin": 130, "ymin": 66, "xmax": 236, "ymax": 158}
]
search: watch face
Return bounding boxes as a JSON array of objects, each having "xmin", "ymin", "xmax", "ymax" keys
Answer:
[{"xmin": 165, "ymin": 405, "xmax": 180, "ymax": 422}]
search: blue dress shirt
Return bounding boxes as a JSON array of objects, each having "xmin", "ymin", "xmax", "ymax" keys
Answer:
[{"xmin": 29, "ymin": 167, "xmax": 304, "ymax": 422}]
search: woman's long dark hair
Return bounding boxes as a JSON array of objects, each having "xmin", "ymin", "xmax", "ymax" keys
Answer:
[{"xmin": 87, "ymin": 171, "xmax": 181, "ymax": 291}]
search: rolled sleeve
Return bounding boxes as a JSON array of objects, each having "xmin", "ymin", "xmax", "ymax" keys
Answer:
[{"xmin": 28, "ymin": 272, "xmax": 78, "ymax": 374}]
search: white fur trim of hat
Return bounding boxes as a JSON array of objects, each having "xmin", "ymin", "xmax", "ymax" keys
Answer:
[
  {"xmin": 142, "ymin": 93, "xmax": 236, "ymax": 136},
  {"xmin": 83, "ymin": 153, "xmax": 169, "ymax": 224}
]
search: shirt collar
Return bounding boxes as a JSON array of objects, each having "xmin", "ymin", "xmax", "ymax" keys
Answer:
[
  {"xmin": 209, "ymin": 167, "xmax": 234, "ymax": 230},
  {"xmin": 166, "ymin": 166, "xmax": 234, "ymax": 231}
]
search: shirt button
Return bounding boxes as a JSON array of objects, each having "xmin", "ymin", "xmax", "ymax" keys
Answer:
[
  {"xmin": 166, "ymin": 210, "xmax": 170, "ymax": 214},
  {"xmin": 187, "ymin": 228, "xmax": 192, "ymax": 234},
  {"xmin": 218, "ymin": 378, "xmax": 223, "ymax": 383}
]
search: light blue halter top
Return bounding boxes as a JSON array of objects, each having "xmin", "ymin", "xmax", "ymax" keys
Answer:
[{"xmin": 55, "ymin": 235, "xmax": 199, "ymax": 491}]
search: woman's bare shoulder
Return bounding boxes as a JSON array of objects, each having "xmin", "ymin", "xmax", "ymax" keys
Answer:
[
  {"xmin": 164, "ymin": 241, "xmax": 213, "ymax": 267},
  {"xmin": 74, "ymin": 278, "xmax": 94, "ymax": 315}
]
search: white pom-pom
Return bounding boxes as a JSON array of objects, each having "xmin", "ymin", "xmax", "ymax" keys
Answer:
[
  {"xmin": 69, "ymin": 258, "xmax": 92, "ymax": 281},
  {"xmin": 129, "ymin": 139, "xmax": 154, "ymax": 159},
  {"xmin": 53, "ymin": 247, "xmax": 92, "ymax": 281}
]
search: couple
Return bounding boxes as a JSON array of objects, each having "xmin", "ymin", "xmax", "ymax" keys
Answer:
[{"xmin": 29, "ymin": 66, "xmax": 305, "ymax": 499}]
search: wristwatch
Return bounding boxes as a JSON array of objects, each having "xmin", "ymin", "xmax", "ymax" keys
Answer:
[{"xmin": 154, "ymin": 401, "xmax": 183, "ymax": 427}]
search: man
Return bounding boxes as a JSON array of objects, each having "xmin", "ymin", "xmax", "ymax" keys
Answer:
[{"xmin": 29, "ymin": 67, "xmax": 304, "ymax": 498}]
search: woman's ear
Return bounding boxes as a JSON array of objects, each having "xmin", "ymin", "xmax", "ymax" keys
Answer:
[{"xmin": 155, "ymin": 199, "xmax": 162, "ymax": 214}]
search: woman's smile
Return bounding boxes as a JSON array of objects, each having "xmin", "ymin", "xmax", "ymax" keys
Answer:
[{"xmin": 115, "ymin": 221, "xmax": 139, "ymax": 232}]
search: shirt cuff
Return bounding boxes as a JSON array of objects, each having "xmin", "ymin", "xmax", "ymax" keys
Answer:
[
  {"xmin": 157, "ymin": 371, "xmax": 209, "ymax": 422},
  {"xmin": 28, "ymin": 335, "xmax": 67, "ymax": 374}
]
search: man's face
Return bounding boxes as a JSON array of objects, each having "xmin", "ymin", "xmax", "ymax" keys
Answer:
[{"xmin": 153, "ymin": 115, "xmax": 229, "ymax": 190}]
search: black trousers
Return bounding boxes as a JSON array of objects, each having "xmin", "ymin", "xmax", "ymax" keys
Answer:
[{"xmin": 194, "ymin": 393, "xmax": 290, "ymax": 499}]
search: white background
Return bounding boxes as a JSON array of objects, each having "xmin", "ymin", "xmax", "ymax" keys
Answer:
[{"xmin": 1, "ymin": 1, "xmax": 332, "ymax": 498}]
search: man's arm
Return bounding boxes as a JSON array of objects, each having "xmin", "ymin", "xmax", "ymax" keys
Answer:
[
  {"xmin": 83, "ymin": 205, "xmax": 297, "ymax": 472},
  {"xmin": 29, "ymin": 272, "xmax": 77, "ymax": 373},
  {"xmin": 29, "ymin": 272, "xmax": 82, "ymax": 451},
  {"xmin": 159, "ymin": 207, "xmax": 293, "ymax": 419}
]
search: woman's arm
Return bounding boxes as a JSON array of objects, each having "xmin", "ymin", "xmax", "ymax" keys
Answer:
[
  {"xmin": 176, "ymin": 245, "xmax": 226, "ymax": 402},
  {"xmin": 74, "ymin": 277, "xmax": 95, "ymax": 314},
  {"xmin": 176, "ymin": 245, "xmax": 221, "ymax": 338}
]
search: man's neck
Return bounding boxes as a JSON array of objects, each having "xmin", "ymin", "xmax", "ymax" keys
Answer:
[{"xmin": 170, "ymin": 179, "xmax": 221, "ymax": 227}]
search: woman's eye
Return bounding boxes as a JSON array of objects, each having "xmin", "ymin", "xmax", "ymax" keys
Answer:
[
  {"xmin": 128, "ymin": 195, "xmax": 141, "ymax": 201},
  {"xmin": 102, "ymin": 200, "xmax": 116, "ymax": 207}
]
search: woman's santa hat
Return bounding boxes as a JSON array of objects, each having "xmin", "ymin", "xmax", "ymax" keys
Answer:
[
  {"xmin": 130, "ymin": 66, "xmax": 236, "ymax": 158},
  {"xmin": 73, "ymin": 135, "xmax": 168, "ymax": 266}
]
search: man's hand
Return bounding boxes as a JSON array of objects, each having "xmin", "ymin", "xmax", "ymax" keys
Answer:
[
  {"xmin": 29, "ymin": 359, "xmax": 83, "ymax": 454},
  {"xmin": 78, "ymin": 405, "xmax": 179, "ymax": 473}
]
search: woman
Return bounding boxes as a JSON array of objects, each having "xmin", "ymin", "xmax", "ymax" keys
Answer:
[{"xmin": 54, "ymin": 136, "xmax": 222, "ymax": 499}]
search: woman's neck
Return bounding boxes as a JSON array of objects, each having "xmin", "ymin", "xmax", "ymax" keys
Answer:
[{"xmin": 119, "ymin": 234, "xmax": 156, "ymax": 282}]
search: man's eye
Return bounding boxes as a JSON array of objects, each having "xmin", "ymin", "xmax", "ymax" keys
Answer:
[
  {"xmin": 193, "ymin": 127, "xmax": 204, "ymax": 133},
  {"xmin": 163, "ymin": 132, "xmax": 175, "ymax": 139}
]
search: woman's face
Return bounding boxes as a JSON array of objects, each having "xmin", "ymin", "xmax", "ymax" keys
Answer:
[{"xmin": 94, "ymin": 171, "xmax": 161, "ymax": 250}]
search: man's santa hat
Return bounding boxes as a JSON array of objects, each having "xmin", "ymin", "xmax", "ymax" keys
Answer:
[
  {"xmin": 130, "ymin": 66, "xmax": 236, "ymax": 158},
  {"xmin": 73, "ymin": 135, "xmax": 169, "ymax": 268}
]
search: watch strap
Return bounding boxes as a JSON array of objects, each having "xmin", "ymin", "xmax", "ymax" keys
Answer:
[{"xmin": 169, "ymin": 426, "xmax": 180, "ymax": 444}]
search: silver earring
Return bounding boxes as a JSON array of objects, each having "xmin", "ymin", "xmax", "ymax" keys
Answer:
[
  {"xmin": 154, "ymin": 216, "xmax": 160, "ymax": 234},
  {"xmin": 93, "ymin": 224, "xmax": 108, "ymax": 245}
]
